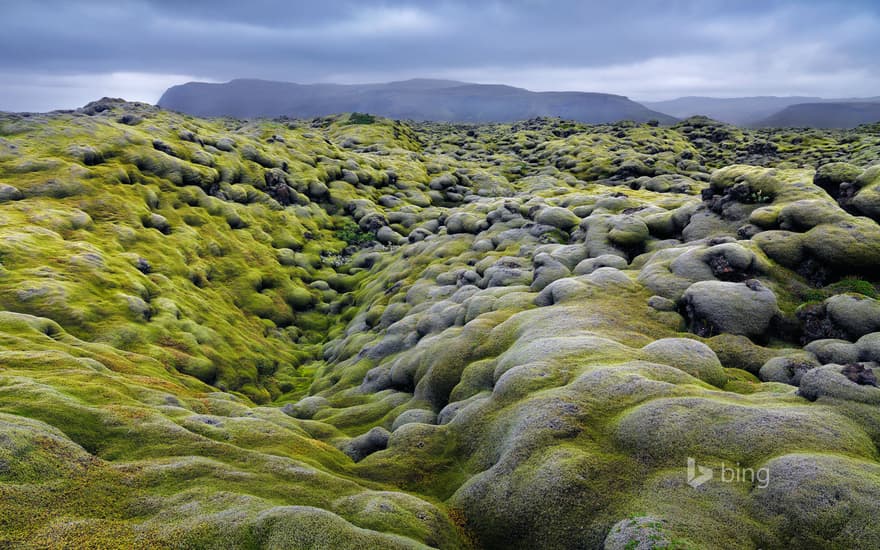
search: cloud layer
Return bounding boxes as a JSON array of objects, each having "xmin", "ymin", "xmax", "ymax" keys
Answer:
[{"xmin": 2, "ymin": 0, "xmax": 878, "ymax": 111}]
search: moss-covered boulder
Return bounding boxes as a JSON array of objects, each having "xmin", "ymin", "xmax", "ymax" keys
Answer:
[
  {"xmin": 682, "ymin": 280, "xmax": 779, "ymax": 339},
  {"xmin": 824, "ymin": 294, "xmax": 880, "ymax": 339},
  {"xmin": 799, "ymin": 364, "xmax": 880, "ymax": 404},
  {"xmin": 642, "ymin": 337, "xmax": 728, "ymax": 387}
]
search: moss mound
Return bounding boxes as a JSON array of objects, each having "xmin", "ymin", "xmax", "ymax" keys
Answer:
[{"xmin": 1, "ymin": 103, "xmax": 879, "ymax": 547}]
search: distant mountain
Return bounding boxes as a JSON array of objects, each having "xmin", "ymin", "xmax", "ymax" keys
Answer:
[
  {"xmin": 645, "ymin": 95, "xmax": 880, "ymax": 127},
  {"xmin": 754, "ymin": 102, "xmax": 880, "ymax": 129},
  {"xmin": 158, "ymin": 78, "xmax": 676, "ymax": 124},
  {"xmin": 643, "ymin": 96, "xmax": 822, "ymax": 126}
]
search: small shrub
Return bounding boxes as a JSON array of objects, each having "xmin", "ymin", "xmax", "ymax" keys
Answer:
[
  {"xmin": 747, "ymin": 189, "xmax": 773, "ymax": 204},
  {"xmin": 799, "ymin": 289, "xmax": 829, "ymax": 303},
  {"xmin": 347, "ymin": 112, "xmax": 376, "ymax": 125},
  {"xmin": 336, "ymin": 220, "xmax": 374, "ymax": 246}
]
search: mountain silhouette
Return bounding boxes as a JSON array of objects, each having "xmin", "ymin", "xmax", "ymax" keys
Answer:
[{"xmin": 158, "ymin": 78, "xmax": 676, "ymax": 123}]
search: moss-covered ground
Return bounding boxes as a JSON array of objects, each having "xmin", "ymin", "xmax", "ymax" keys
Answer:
[{"xmin": 1, "ymin": 99, "xmax": 879, "ymax": 548}]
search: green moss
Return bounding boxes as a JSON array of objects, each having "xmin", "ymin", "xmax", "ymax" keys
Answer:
[
  {"xmin": 828, "ymin": 276, "xmax": 878, "ymax": 299},
  {"xmin": 2, "ymin": 105, "xmax": 880, "ymax": 548},
  {"xmin": 336, "ymin": 220, "xmax": 376, "ymax": 246},
  {"xmin": 347, "ymin": 112, "xmax": 377, "ymax": 125}
]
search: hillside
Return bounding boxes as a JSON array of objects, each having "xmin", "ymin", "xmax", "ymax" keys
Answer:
[
  {"xmin": 158, "ymin": 79, "xmax": 677, "ymax": 124},
  {"xmin": 643, "ymin": 96, "xmax": 822, "ymax": 126},
  {"xmin": 1, "ymin": 102, "xmax": 880, "ymax": 548},
  {"xmin": 646, "ymin": 96, "xmax": 880, "ymax": 127},
  {"xmin": 756, "ymin": 101, "xmax": 880, "ymax": 128}
]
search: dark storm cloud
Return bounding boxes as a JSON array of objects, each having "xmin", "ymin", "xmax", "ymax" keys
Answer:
[{"xmin": 1, "ymin": 0, "xmax": 879, "ymax": 111}]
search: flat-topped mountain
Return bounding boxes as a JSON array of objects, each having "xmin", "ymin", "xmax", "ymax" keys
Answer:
[{"xmin": 158, "ymin": 78, "xmax": 677, "ymax": 123}]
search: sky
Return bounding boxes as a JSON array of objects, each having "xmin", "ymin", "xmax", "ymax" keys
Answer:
[{"xmin": 1, "ymin": 0, "xmax": 879, "ymax": 112}]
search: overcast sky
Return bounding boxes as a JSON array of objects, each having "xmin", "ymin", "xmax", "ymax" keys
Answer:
[{"xmin": 2, "ymin": 0, "xmax": 879, "ymax": 112}]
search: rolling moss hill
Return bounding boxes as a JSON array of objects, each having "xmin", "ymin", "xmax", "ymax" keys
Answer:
[{"xmin": 1, "ymin": 99, "xmax": 880, "ymax": 548}]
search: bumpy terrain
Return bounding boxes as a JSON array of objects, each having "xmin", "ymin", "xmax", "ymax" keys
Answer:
[{"xmin": 1, "ymin": 99, "xmax": 880, "ymax": 549}]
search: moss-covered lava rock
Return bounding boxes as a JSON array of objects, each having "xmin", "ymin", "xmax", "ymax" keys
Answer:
[{"xmin": 1, "ymin": 102, "xmax": 879, "ymax": 548}]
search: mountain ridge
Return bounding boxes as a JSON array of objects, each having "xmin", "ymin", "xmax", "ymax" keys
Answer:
[
  {"xmin": 754, "ymin": 101, "xmax": 880, "ymax": 128},
  {"xmin": 645, "ymin": 95, "xmax": 880, "ymax": 127},
  {"xmin": 158, "ymin": 78, "xmax": 677, "ymax": 124}
]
